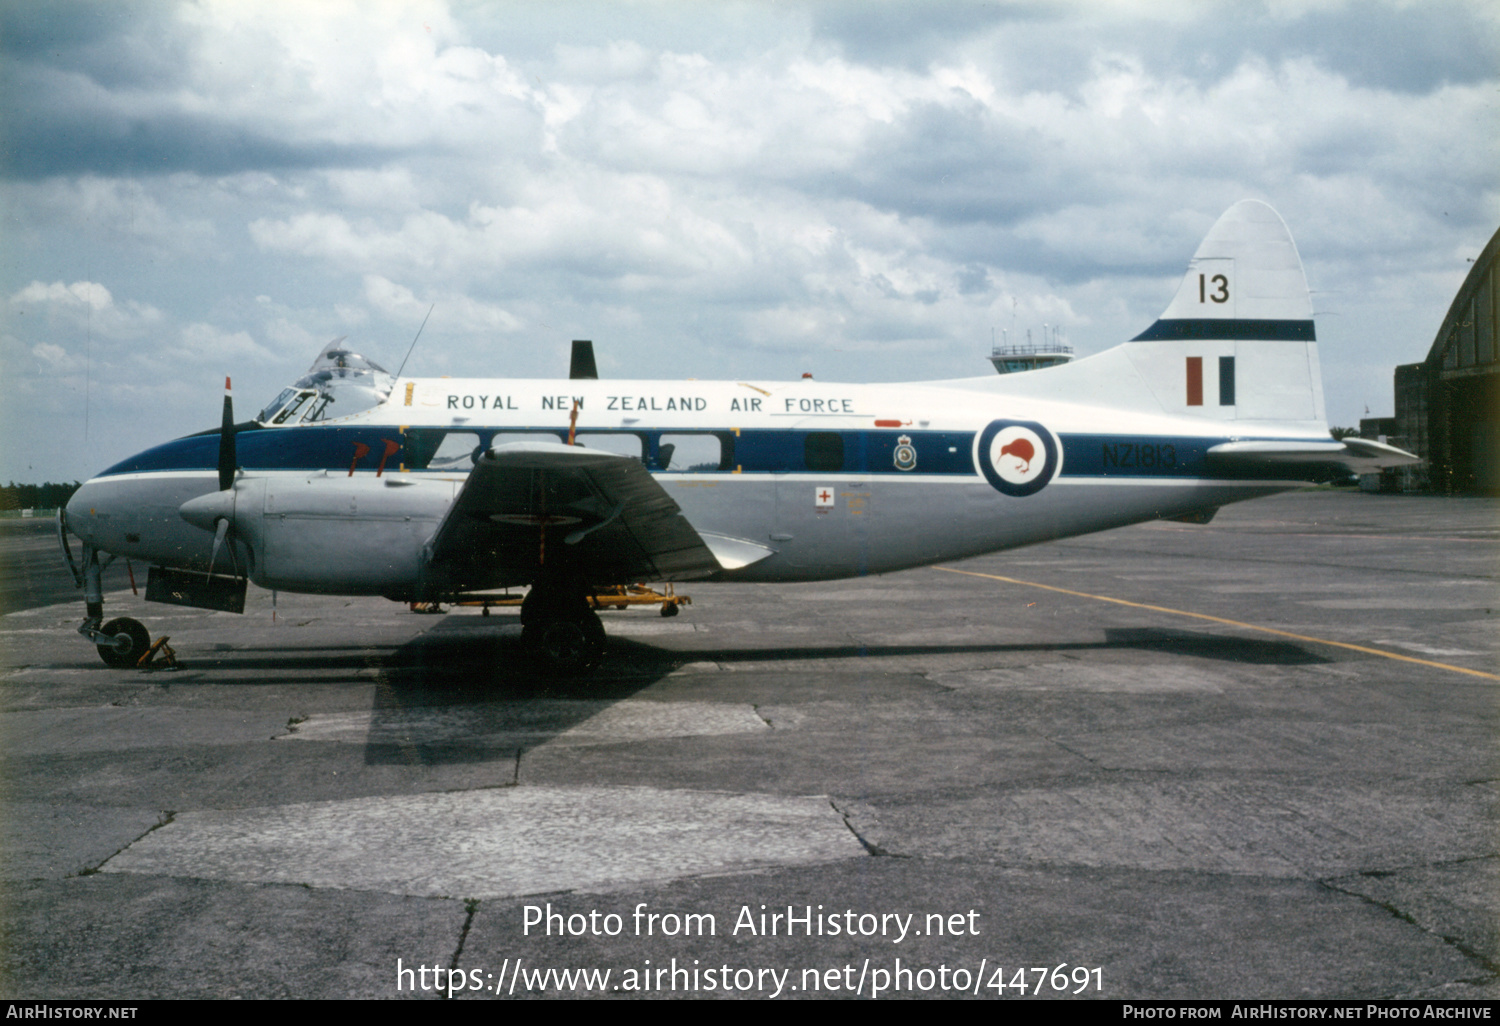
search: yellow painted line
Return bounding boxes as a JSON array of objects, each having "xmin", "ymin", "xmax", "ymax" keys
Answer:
[{"xmin": 934, "ymin": 566, "xmax": 1500, "ymax": 682}]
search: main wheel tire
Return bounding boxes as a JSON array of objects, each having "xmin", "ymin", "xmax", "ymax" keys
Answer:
[
  {"xmin": 521, "ymin": 585, "xmax": 592, "ymax": 626},
  {"xmin": 523, "ymin": 617, "xmax": 605, "ymax": 674},
  {"xmin": 97, "ymin": 617, "xmax": 151, "ymax": 668}
]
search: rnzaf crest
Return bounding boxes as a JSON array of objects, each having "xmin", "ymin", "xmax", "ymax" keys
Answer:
[
  {"xmin": 974, "ymin": 419, "xmax": 1061, "ymax": 496},
  {"xmin": 892, "ymin": 434, "xmax": 917, "ymax": 472}
]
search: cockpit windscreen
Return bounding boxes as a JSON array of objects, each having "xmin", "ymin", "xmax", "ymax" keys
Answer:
[{"xmin": 255, "ymin": 338, "xmax": 395, "ymax": 426}]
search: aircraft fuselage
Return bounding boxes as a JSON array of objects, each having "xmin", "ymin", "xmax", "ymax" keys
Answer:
[{"xmin": 67, "ymin": 373, "xmax": 1310, "ymax": 596}]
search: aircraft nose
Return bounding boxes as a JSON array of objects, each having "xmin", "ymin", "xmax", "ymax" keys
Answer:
[
  {"xmin": 179, "ymin": 489, "xmax": 235, "ymax": 533},
  {"xmin": 64, "ymin": 480, "xmax": 111, "ymax": 544}
]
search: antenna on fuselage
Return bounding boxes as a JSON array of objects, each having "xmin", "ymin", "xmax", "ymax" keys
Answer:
[
  {"xmin": 394, "ymin": 303, "xmax": 435, "ymax": 380},
  {"xmin": 570, "ymin": 339, "xmax": 599, "ymax": 380}
]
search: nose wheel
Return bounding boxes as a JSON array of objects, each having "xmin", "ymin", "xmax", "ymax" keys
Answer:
[{"xmin": 96, "ymin": 617, "xmax": 151, "ymax": 668}]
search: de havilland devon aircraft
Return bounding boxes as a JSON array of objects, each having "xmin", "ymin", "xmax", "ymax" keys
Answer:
[{"xmin": 60, "ymin": 201, "xmax": 1417, "ymax": 672}]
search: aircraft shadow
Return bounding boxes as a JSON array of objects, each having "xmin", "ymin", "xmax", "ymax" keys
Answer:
[
  {"xmin": 585, "ymin": 626, "xmax": 1330, "ymax": 670},
  {"xmin": 358, "ymin": 619, "xmax": 661, "ymax": 766},
  {"xmin": 357, "ymin": 621, "xmax": 1327, "ymax": 767},
  {"xmin": 125, "ymin": 614, "xmax": 1330, "ymax": 766},
  {"xmin": 1102, "ymin": 627, "xmax": 1332, "ymax": 665}
]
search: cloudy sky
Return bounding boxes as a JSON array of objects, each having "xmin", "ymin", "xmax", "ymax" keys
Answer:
[{"xmin": 2, "ymin": 0, "xmax": 1496, "ymax": 483}]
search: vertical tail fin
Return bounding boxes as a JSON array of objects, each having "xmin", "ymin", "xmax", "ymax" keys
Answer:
[{"xmin": 1127, "ymin": 200, "xmax": 1326, "ymax": 425}]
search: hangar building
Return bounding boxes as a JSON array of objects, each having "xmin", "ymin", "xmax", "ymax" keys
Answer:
[{"xmin": 1371, "ymin": 223, "xmax": 1499, "ymax": 494}]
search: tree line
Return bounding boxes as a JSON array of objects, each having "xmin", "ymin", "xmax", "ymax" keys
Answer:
[{"xmin": 1, "ymin": 482, "xmax": 82, "ymax": 511}]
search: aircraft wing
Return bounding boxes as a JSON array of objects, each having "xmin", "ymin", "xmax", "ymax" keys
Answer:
[
  {"xmin": 1206, "ymin": 438, "xmax": 1420, "ymax": 476},
  {"xmin": 422, "ymin": 441, "xmax": 728, "ymax": 592}
]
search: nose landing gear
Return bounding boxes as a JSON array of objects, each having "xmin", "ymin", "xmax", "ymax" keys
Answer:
[
  {"xmin": 95, "ymin": 617, "xmax": 151, "ymax": 668},
  {"xmin": 63, "ymin": 528, "xmax": 163, "ymax": 669}
]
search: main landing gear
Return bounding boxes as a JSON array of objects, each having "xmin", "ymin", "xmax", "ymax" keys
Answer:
[{"xmin": 520, "ymin": 573, "xmax": 606, "ymax": 674}]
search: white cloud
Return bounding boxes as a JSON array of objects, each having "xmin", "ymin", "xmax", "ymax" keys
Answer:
[
  {"xmin": 11, "ymin": 280, "xmax": 114, "ymax": 311},
  {"xmin": 8, "ymin": 280, "xmax": 166, "ymax": 342},
  {"xmin": 7, "ymin": 178, "xmax": 216, "ymax": 253},
  {"xmin": 162, "ymin": 322, "xmax": 277, "ymax": 367},
  {"xmin": 361, "ymin": 274, "xmax": 522, "ymax": 335},
  {"xmin": 172, "ymin": 0, "xmax": 538, "ymax": 151},
  {"xmin": 30, "ymin": 342, "xmax": 75, "ymax": 372}
]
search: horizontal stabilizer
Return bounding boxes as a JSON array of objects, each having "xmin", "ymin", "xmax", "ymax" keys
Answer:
[{"xmin": 1207, "ymin": 438, "xmax": 1420, "ymax": 475}]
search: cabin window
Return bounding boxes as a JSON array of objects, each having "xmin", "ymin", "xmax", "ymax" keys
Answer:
[
  {"xmin": 426, "ymin": 431, "xmax": 483, "ymax": 468},
  {"xmin": 574, "ymin": 432, "xmax": 646, "ymax": 464},
  {"xmin": 804, "ymin": 432, "xmax": 844, "ymax": 472},
  {"xmin": 405, "ymin": 430, "xmax": 568, "ymax": 469},
  {"xmin": 491, "ymin": 432, "xmax": 564, "ymax": 448},
  {"xmin": 657, "ymin": 434, "xmax": 729, "ymax": 472}
]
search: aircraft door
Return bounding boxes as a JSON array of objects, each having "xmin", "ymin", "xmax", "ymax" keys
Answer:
[{"xmin": 772, "ymin": 431, "xmax": 873, "ymax": 575}]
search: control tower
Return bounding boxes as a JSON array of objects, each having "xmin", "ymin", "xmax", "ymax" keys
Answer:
[{"xmin": 988, "ymin": 341, "xmax": 1074, "ymax": 374}]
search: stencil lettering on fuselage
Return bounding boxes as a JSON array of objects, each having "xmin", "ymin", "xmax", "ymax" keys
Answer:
[{"xmin": 975, "ymin": 420, "xmax": 1061, "ymax": 497}]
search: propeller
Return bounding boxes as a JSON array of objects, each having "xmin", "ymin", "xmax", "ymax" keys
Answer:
[
  {"xmin": 207, "ymin": 376, "xmax": 236, "ymax": 578},
  {"xmin": 218, "ymin": 375, "xmax": 236, "ymax": 491},
  {"xmin": 181, "ymin": 376, "xmax": 241, "ymax": 579},
  {"xmin": 206, "ymin": 517, "xmax": 232, "ymax": 579}
]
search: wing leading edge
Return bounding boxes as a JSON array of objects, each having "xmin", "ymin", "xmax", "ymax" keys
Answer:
[{"xmin": 421, "ymin": 441, "xmax": 733, "ymax": 593}]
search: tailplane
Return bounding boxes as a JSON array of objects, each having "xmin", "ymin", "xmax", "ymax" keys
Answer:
[
  {"xmin": 1123, "ymin": 201, "xmax": 1417, "ymax": 473},
  {"xmin": 940, "ymin": 200, "xmax": 1419, "ymax": 475}
]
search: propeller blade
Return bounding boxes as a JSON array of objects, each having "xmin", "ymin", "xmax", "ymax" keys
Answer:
[
  {"xmin": 206, "ymin": 517, "xmax": 230, "ymax": 580},
  {"xmin": 218, "ymin": 376, "xmax": 236, "ymax": 491}
]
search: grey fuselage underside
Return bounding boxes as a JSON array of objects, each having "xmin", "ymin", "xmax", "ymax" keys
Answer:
[{"xmin": 67, "ymin": 469, "xmax": 1282, "ymax": 595}]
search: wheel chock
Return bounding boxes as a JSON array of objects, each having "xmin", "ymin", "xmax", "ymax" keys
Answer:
[{"xmin": 136, "ymin": 635, "xmax": 180, "ymax": 671}]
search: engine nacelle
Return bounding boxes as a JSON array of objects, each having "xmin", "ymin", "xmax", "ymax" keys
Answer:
[{"xmin": 181, "ymin": 475, "xmax": 459, "ymax": 594}]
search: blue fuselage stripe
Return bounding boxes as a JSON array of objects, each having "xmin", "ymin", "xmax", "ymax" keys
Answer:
[{"xmin": 95, "ymin": 425, "xmax": 1330, "ymax": 481}]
